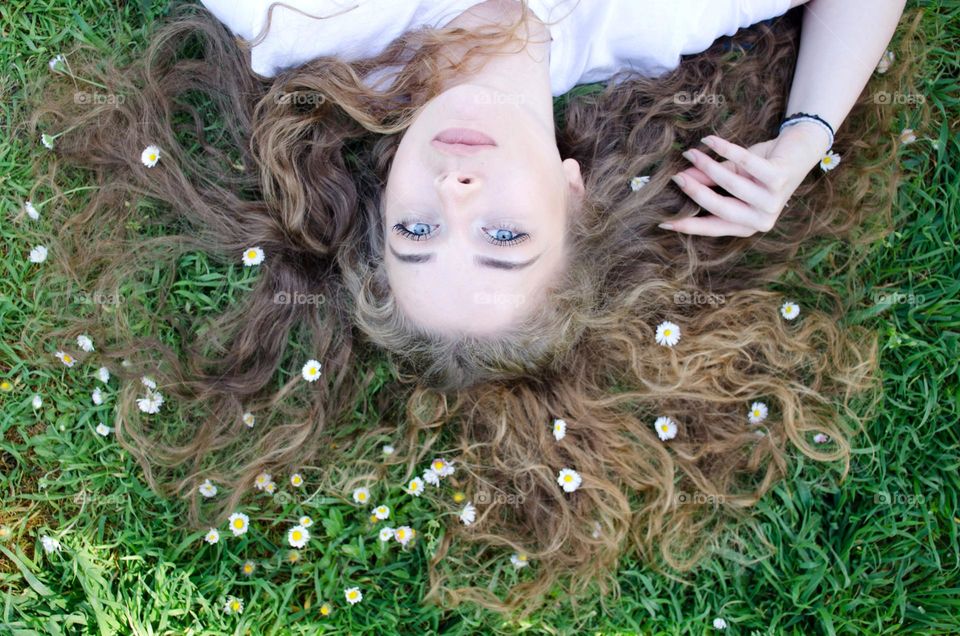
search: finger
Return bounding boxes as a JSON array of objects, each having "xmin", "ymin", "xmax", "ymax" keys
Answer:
[
  {"xmin": 672, "ymin": 172, "xmax": 773, "ymax": 231},
  {"xmin": 660, "ymin": 213, "xmax": 757, "ymax": 237},
  {"xmin": 701, "ymin": 135, "xmax": 779, "ymax": 184},
  {"xmin": 677, "ymin": 165, "xmax": 715, "ymax": 187},
  {"xmin": 683, "ymin": 148, "xmax": 779, "ymax": 214}
]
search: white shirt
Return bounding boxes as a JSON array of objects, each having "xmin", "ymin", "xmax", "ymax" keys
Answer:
[{"xmin": 201, "ymin": 0, "xmax": 793, "ymax": 96}]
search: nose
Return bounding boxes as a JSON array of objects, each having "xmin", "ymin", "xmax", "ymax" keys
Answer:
[{"xmin": 436, "ymin": 170, "xmax": 480, "ymax": 202}]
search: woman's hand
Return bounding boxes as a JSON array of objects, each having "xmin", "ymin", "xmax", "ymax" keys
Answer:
[{"xmin": 660, "ymin": 122, "xmax": 831, "ymax": 237}]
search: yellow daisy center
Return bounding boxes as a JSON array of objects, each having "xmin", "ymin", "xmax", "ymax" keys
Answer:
[
  {"xmin": 243, "ymin": 564, "xmax": 253, "ymax": 573},
  {"xmin": 233, "ymin": 519, "xmax": 244, "ymax": 529},
  {"xmin": 397, "ymin": 530, "xmax": 406, "ymax": 539},
  {"xmin": 663, "ymin": 329, "xmax": 672, "ymax": 337},
  {"xmin": 453, "ymin": 492, "xmax": 465, "ymax": 503},
  {"xmin": 63, "ymin": 355, "xmax": 73, "ymax": 363},
  {"xmin": 231, "ymin": 601, "xmax": 240, "ymax": 611},
  {"xmin": 0, "ymin": 382, "xmax": 11, "ymax": 391},
  {"xmin": 753, "ymin": 410, "xmax": 761, "ymax": 417},
  {"xmin": 563, "ymin": 475, "xmax": 572, "ymax": 482},
  {"xmin": 369, "ymin": 515, "xmax": 377, "ymax": 523},
  {"xmin": 292, "ymin": 531, "xmax": 302, "ymax": 541},
  {"xmin": 247, "ymin": 250, "xmax": 257, "ymax": 259},
  {"xmin": 321, "ymin": 604, "xmax": 330, "ymax": 615},
  {"xmin": 348, "ymin": 591, "xmax": 358, "ymax": 600},
  {"xmin": 661, "ymin": 425, "xmax": 669, "ymax": 431}
]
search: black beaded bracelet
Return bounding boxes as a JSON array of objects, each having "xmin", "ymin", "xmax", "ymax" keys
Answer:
[{"xmin": 779, "ymin": 112, "xmax": 835, "ymax": 150}]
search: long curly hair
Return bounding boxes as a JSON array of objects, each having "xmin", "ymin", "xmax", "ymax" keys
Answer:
[{"xmin": 25, "ymin": 0, "xmax": 925, "ymax": 620}]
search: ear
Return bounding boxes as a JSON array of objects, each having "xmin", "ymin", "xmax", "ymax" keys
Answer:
[{"xmin": 562, "ymin": 158, "xmax": 585, "ymax": 201}]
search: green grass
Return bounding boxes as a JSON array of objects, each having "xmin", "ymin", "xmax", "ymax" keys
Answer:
[{"xmin": 2, "ymin": 0, "xmax": 958, "ymax": 634}]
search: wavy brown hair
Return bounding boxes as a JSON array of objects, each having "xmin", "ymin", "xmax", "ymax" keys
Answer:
[{"xmin": 26, "ymin": 0, "xmax": 926, "ymax": 620}]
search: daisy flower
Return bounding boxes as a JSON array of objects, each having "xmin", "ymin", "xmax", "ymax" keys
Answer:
[
  {"xmin": 29, "ymin": 245, "xmax": 48, "ymax": 263},
  {"xmin": 224, "ymin": 596, "xmax": 244, "ymax": 615},
  {"xmin": 394, "ymin": 526, "xmax": 416, "ymax": 546},
  {"xmin": 41, "ymin": 133, "xmax": 55, "ymax": 150},
  {"xmin": 591, "ymin": 521, "xmax": 602, "ymax": 539},
  {"xmin": 876, "ymin": 50, "xmax": 894, "ymax": 74},
  {"xmin": 97, "ymin": 366, "xmax": 111, "ymax": 383},
  {"xmin": 228, "ymin": 512, "xmax": 250, "ymax": 536},
  {"xmin": 241, "ymin": 247, "xmax": 265, "ymax": 266},
  {"xmin": 254, "ymin": 472, "xmax": 273, "ymax": 491},
  {"xmin": 55, "ymin": 351, "xmax": 76, "ymax": 367},
  {"xmin": 92, "ymin": 388, "xmax": 104, "ymax": 405},
  {"xmin": 287, "ymin": 524, "xmax": 310, "ymax": 548},
  {"xmin": 48, "ymin": 54, "xmax": 66, "ymax": 73},
  {"xmin": 422, "ymin": 467, "xmax": 440, "ymax": 487},
  {"xmin": 552, "ymin": 418, "xmax": 566, "ymax": 441},
  {"xmin": 32, "ymin": 394, "xmax": 43, "ymax": 409},
  {"xmin": 819, "ymin": 150, "xmax": 841, "ymax": 172},
  {"xmin": 404, "ymin": 476, "xmax": 424, "ymax": 497},
  {"xmin": 95, "ymin": 422, "xmax": 112, "ymax": 436},
  {"xmin": 136, "ymin": 391, "xmax": 164, "ymax": 414},
  {"xmin": 286, "ymin": 549, "xmax": 301, "ymax": 564},
  {"xmin": 654, "ymin": 416, "xmax": 678, "ymax": 441},
  {"xmin": 141, "ymin": 145, "xmax": 161, "ymax": 168},
  {"xmin": 510, "ymin": 552, "xmax": 529, "ymax": 569},
  {"xmin": 352, "ymin": 487, "xmax": 370, "ymax": 504},
  {"xmin": 301, "ymin": 359, "xmax": 322, "ymax": 382},
  {"xmin": 629, "ymin": 175, "xmax": 651, "ymax": 192},
  {"xmin": 241, "ymin": 560, "xmax": 256, "ymax": 576},
  {"xmin": 0, "ymin": 381, "xmax": 11, "ymax": 392},
  {"xmin": 382, "ymin": 444, "xmax": 395, "ymax": 455},
  {"xmin": 319, "ymin": 602, "xmax": 332, "ymax": 616},
  {"xmin": 24, "ymin": 201, "xmax": 39, "ymax": 220},
  {"xmin": 556, "ymin": 468, "xmax": 582, "ymax": 493},
  {"xmin": 813, "ymin": 433, "xmax": 830, "ymax": 444},
  {"xmin": 204, "ymin": 528, "xmax": 220, "ymax": 544},
  {"xmin": 430, "ymin": 457, "xmax": 455, "ymax": 477},
  {"xmin": 199, "ymin": 479, "xmax": 218, "ymax": 498},
  {"xmin": 290, "ymin": 473, "xmax": 304, "ymax": 488},
  {"xmin": 242, "ymin": 412, "xmax": 255, "ymax": 428},
  {"xmin": 264, "ymin": 481, "xmax": 277, "ymax": 494},
  {"xmin": 780, "ymin": 301, "xmax": 800, "ymax": 320},
  {"xmin": 344, "ymin": 586, "xmax": 363, "ymax": 605},
  {"xmin": 452, "ymin": 491, "xmax": 466, "ymax": 504},
  {"xmin": 378, "ymin": 526, "xmax": 394, "ymax": 542},
  {"xmin": 141, "ymin": 376, "xmax": 157, "ymax": 390},
  {"xmin": 373, "ymin": 505, "xmax": 390, "ymax": 520},
  {"xmin": 40, "ymin": 535, "xmax": 61, "ymax": 553},
  {"xmin": 460, "ymin": 502, "xmax": 477, "ymax": 526},
  {"xmin": 748, "ymin": 402, "xmax": 768, "ymax": 424},
  {"xmin": 899, "ymin": 128, "xmax": 917, "ymax": 145},
  {"xmin": 299, "ymin": 515, "xmax": 313, "ymax": 528},
  {"xmin": 76, "ymin": 334, "xmax": 94, "ymax": 352},
  {"xmin": 713, "ymin": 617, "xmax": 728, "ymax": 630},
  {"xmin": 655, "ymin": 320, "xmax": 681, "ymax": 347}
]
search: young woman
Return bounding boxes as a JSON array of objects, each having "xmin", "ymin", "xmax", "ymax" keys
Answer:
[{"xmin": 31, "ymin": 0, "xmax": 918, "ymax": 618}]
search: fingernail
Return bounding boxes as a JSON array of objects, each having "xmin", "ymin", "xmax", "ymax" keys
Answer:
[
  {"xmin": 671, "ymin": 174, "xmax": 686, "ymax": 188},
  {"xmin": 658, "ymin": 222, "xmax": 674, "ymax": 230},
  {"xmin": 701, "ymin": 136, "xmax": 714, "ymax": 146},
  {"xmin": 681, "ymin": 150, "xmax": 695, "ymax": 162}
]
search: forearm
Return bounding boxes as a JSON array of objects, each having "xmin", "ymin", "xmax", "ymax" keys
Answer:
[{"xmin": 783, "ymin": 0, "xmax": 907, "ymax": 155}]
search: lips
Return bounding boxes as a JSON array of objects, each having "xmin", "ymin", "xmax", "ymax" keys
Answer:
[{"xmin": 433, "ymin": 128, "xmax": 497, "ymax": 146}]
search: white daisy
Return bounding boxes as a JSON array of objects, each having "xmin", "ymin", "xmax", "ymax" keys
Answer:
[
  {"xmin": 91, "ymin": 387, "xmax": 104, "ymax": 405},
  {"xmin": 241, "ymin": 560, "xmax": 256, "ymax": 576},
  {"xmin": 29, "ymin": 245, "xmax": 48, "ymax": 263},
  {"xmin": 404, "ymin": 476, "xmax": 424, "ymax": 497},
  {"xmin": 95, "ymin": 422, "xmax": 112, "ymax": 436},
  {"xmin": 228, "ymin": 512, "xmax": 250, "ymax": 536},
  {"xmin": 344, "ymin": 586, "xmax": 363, "ymax": 605},
  {"xmin": 748, "ymin": 402, "xmax": 768, "ymax": 424},
  {"xmin": 40, "ymin": 535, "xmax": 61, "ymax": 553},
  {"xmin": 32, "ymin": 394, "xmax": 43, "ymax": 409},
  {"xmin": 299, "ymin": 516, "xmax": 313, "ymax": 528},
  {"xmin": 382, "ymin": 444, "xmax": 395, "ymax": 455},
  {"xmin": 654, "ymin": 416, "xmax": 678, "ymax": 441},
  {"xmin": 373, "ymin": 505, "xmax": 390, "ymax": 520},
  {"xmin": 422, "ymin": 467, "xmax": 440, "ymax": 487},
  {"xmin": 813, "ymin": 433, "xmax": 830, "ymax": 444},
  {"xmin": 242, "ymin": 412, "xmax": 255, "ymax": 428},
  {"xmin": 591, "ymin": 521, "xmax": 602, "ymax": 539},
  {"xmin": 76, "ymin": 334, "xmax": 94, "ymax": 352},
  {"xmin": 204, "ymin": 528, "xmax": 220, "ymax": 544},
  {"xmin": 629, "ymin": 175, "xmax": 651, "ymax": 191},
  {"xmin": 141, "ymin": 376, "xmax": 157, "ymax": 390},
  {"xmin": 819, "ymin": 150, "xmax": 841, "ymax": 172},
  {"xmin": 224, "ymin": 596, "xmax": 244, "ymax": 615},
  {"xmin": 97, "ymin": 366, "xmax": 111, "ymax": 383},
  {"xmin": 552, "ymin": 418, "xmax": 566, "ymax": 441},
  {"xmin": 290, "ymin": 472, "xmax": 304, "ymax": 487},
  {"xmin": 136, "ymin": 391, "xmax": 164, "ymax": 414},
  {"xmin": 141, "ymin": 145, "xmax": 161, "ymax": 168},
  {"xmin": 287, "ymin": 524, "xmax": 310, "ymax": 548},
  {"xmin": 24, "ymin": 201, "xmax": 40, "ymax": 220},
  {"xmin": 48, "ymin": 54, "xmax": 66, "ymax": 73},
  {"xmin": 780, "ymin": 301, "xmax": 800, "ymax": 320},
  {"xmin": 876, "ymin": 50, "xmax": 895, "ymax": 74},
  {"xmin": 55, "ymin": 351, "xmax": 76, "ymax": 367},
  {"xmin": 264, "ymin": 481, "xmax": 277, "ymax": 494},
  {"xmin": 655, "ymin": 320, "xmax": 681, "ymax": 347},
  {"xmin": 393, "ymin": 525, "xmax": 415, "ymax": 546},
  {"xmin": 41, "ymin": 133, "xmax": 55, "ymax": 150},
  {"xmin": 254, "ymin": 472, "xmax": 273, "ymax": 491},
  {"xmin": 301, "ymin": 359, "xmax": 322, "ymax": 382},
  {"xmin": 241, "ymin": 247, "xmax": 265, "ymax": 266},
  {"xmin": 510, "ymin": 552, "xmax": 529, "ymax": 569},
  {"xmin": 430, "ymin": 457, "xmax": 455, "ymax": 477},
  {"xmin": 556, "ymin": 468, "xmax": 582, "ymax": 493},
  {"xmin": 378, "ymin": 526, "xmax": 394, "ymax": 542},
  {"xmin": 460, "ymin": 502, "xmax": 477, "ymax": 526},
  {"xmin": 713, "ymin": 617, "xmax": 728, "ymax": 630},
  {"xmin": 352, "ymin": 487, "xmax": 370, "ymax": 504},
  {"xmin": 899, "ymin": 128, "xmax": 917, "ymax": 145},
  {"xmin": 199, "ymin": 479, "xmax": 218, "ymax": 498}
]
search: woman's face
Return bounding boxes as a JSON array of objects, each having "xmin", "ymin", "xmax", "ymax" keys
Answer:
[{"xmin": 384, "ymin": 83, "xmax": 584, "ymax": 336}]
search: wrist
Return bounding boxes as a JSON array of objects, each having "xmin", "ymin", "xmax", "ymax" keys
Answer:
[{"xmin": 778, "ymin": 121, "xmax": 832, "ymax": 165}]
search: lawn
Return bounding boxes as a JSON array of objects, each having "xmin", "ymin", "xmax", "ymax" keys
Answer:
[{"xmin": 1, "ymin": 0, "xmax": 958, "ymax": 634}]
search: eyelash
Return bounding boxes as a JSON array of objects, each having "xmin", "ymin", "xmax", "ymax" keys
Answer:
[{"xmin": 391, "ymin": 222, "xmax": 530, "ymax": 246}]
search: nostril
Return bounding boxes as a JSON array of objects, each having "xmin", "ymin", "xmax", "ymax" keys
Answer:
[{"xmin": 459, "ymin": 177, "xmax": 472, "ymax": 184}]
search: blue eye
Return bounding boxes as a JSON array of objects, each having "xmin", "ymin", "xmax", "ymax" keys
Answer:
[
  {"xmin": 392, "ymin": 222, "xmax": 436, "ymax": 241},
  {"xmin": 483, "ymin": 226, "xmax": 529, "ymax": 246}
]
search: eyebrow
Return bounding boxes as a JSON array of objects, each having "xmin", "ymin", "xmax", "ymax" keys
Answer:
[{"xmin": 388, "ymin": 245, "xmax": 541, "ymax": 271}]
